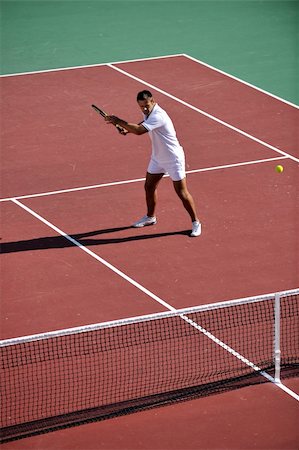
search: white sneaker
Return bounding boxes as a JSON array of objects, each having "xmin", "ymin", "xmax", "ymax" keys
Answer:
[
  {"xmin": 132, "ymin": 215, "xmax": 157, "ymax": 228},
  {"xmin": 190, "ymin": 221, "xmax": 202, "ymax": 237}
]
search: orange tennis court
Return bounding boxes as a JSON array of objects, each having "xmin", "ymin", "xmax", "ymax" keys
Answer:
[{"xmin": 1, "ymin": 55, "xmax": 299, "ymax": 449}]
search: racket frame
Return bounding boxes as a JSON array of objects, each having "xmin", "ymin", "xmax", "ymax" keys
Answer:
[{"xmin": 91, "ymin": 104, "xmax": 125, "ymax": 133}]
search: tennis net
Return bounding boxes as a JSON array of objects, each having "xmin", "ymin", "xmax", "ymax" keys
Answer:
[{"xmin": 1, "ymin": 289, "xmax": 298, "ymax": 442}]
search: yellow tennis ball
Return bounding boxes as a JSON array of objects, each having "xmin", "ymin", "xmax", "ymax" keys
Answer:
[{"xmin": 275, "ymin": 165, "xmax": 284, "ymax": 173}]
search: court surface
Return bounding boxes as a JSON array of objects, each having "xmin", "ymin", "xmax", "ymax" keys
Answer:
[{"xmin": 1, "ymin": 55, "xmax": 299, "ymax": 449}]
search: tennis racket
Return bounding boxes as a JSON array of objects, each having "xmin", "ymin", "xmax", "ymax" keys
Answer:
[{"xmin": 91, "ymin": 104, "xmax": 126, "ymax": 134}]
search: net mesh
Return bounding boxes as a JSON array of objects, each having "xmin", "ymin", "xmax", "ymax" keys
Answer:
[
  {"xmin": 1, "ymin": 291, "xmax": 298, "ymax": 442},
  {"xmin": 281, "ymin": 294, "xmax": 299, "ymax": 370}
]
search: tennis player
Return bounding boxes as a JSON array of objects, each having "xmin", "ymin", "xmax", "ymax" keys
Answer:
[{"xmin": 105, "ymin": 90, "xmax": 201, "ymax": 237}]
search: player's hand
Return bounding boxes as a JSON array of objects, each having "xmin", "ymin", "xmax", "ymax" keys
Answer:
[
  {"xmin": 105, "ymin": 115, "xmax": 127, "ymax": 135},
  {"xmin": 105, "ymin": 115, "xmax": 118, "ymax": 125},
  {"xmin": 118, "ymin": 127, "xmax": 128, "ymax": 136}
]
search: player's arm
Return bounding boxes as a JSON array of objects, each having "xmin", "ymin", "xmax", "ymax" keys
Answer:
[{"xmin": 105, "ymin": 115, "xmax": 148, "ymax": 135}]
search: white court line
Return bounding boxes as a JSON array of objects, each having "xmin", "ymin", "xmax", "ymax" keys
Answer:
[
  {"xmin": 108, "ymin": 64, "xmax": 299, "ymax": 164},
  {"xmin": 186, "ymin": 156, "xmax": 289, "ymax": 175},
  {"xmin": 275, "ymin": 382, "xmax": 299, "ymax": 401},
  {"xmin": 181, "ymin": 314, "xmax": 299, "ymax": 402},
  {"xmin": 11, "ymin": 198, "xmax": 176, "ymax": 312},
  {"xmin": 10, "ymin": 198, "xmax": 299, "ymax": 402},
  {"xmin": 0, "ymin": 156, "xmax": 288, "ymax": 203},
  {"xmin": 0, "ymin": 54, "xmax": 183, "ymax": 78},
  {"xmin": 1, "ymin": 53, "xmax": 298, "ymax": 110},
  {"xmin": 182, "ymin": 54, "xmax": 299, "ymax": 110},
  {"xmin": 2, "ymin": 55, "xmax": 298, "ymax": 400}
]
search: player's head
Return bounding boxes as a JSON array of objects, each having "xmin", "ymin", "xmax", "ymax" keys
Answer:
[
  {"xmin": 137, "ymin": 90, "xmax": 155, "ymax": 116},
  {"xmin": 137, "ymin": 90, "xmax": 153, "ymax": 101}
]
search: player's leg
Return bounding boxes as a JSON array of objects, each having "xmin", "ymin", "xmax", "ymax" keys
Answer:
[
  {"xmin": 173, "ymin": 178, "xmax": 198, "ymax": 222},
  {"xmin": 132, "ymin": 172, "xmax": 164, "ymax": 227},
  {"xmin": 145, "ymin": 172, "xmax": 164, "ymax": 217},
  {"xmin": 168, "ymin": 158, "xmax": 201, "ymax": 236},
  {"xmin": 173, "ymin": 178, "xmax": 201, "ymax": 236}
]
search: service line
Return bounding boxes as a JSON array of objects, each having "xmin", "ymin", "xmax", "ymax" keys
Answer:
[{"xmin": 0, "ymin": 156, "xmax": 287, "ymax": 203}]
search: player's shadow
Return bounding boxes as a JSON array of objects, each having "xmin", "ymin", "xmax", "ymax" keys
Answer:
[{"xmin": 0, "ymin": 226, "xmax": 190, "ymax": 254}]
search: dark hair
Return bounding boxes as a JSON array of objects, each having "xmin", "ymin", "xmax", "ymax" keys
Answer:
[{"xmin": 137, "ymin": 90, "xmax": 153, "ymax": 101}]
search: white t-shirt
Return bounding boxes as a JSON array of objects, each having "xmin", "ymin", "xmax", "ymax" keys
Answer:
[{"xmin": 141, "ymin": 104, "xmax": 184, "ymax": 163}]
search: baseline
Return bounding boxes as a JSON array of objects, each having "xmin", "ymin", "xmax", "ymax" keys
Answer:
[
  {"xmin": 108, "ymin": 64, "xmax": 299, "ymax": 164},
  {"xmin": 1, "ymin": 53, "xmax": 297, "ymax": 110},
  {"xmin": 0, "ymin": 54, "xmax": 183, "ymax": 78}
]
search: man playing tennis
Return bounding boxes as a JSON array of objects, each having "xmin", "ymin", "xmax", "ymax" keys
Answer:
[{"xmin": 105, "ymin": 90, "xmax": 201, "ymax": 237}]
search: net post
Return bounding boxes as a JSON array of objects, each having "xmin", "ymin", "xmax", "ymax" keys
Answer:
[{"xmin": 274, "ymin": 293, "xmax": 281, "ymax": 383}]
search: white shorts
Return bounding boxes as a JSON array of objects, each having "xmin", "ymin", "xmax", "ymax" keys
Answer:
[{"xmin": 147, "ymin": 156, "xmax": 186, "ymax": 181}]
